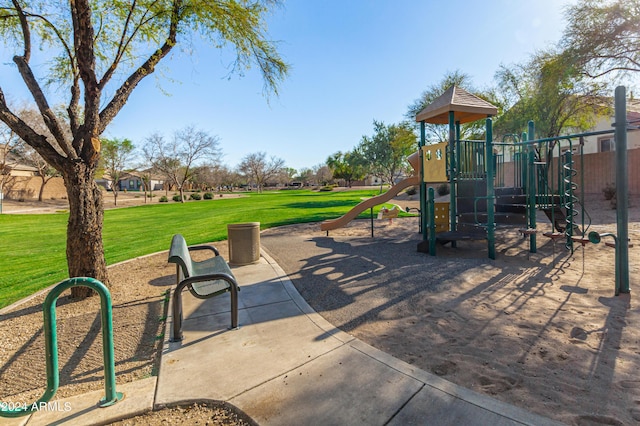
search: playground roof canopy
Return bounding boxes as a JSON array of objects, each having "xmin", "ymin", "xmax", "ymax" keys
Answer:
[{"xmin": 415, "ymin": 85, "xmax": 498, "ymax": 125}]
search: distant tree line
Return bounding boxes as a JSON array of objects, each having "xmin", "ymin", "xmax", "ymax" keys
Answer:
[{"xmin": 93, "ymin": 126, "xmax": 334, "ymax": 204}]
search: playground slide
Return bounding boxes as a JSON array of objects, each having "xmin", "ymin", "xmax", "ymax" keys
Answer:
[{"xmin": 320, "ymin": 175, "xmax": 420, "ymax": 231}]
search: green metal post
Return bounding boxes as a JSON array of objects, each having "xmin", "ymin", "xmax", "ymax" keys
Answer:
[
  {"xmin": 0, "ymin": 277, "xmax": 122, "ymax": 418},
  {"xmin": 521, "ymin": 132, "xmax": 528, "ymax": 190},
  {"xmin": 527, "ymin": 122, "xmax": 537, "ymax": 253},
  {"xmin": 448, "ymin": 112, "xmax": 457, "ymax": 237},
  {"xmin": 486, "ymin": 118, "xmax": 496, "ymax": 259},
  {"xmin": 420, "ymin": 121, "xmax": 428, "ymax": 242},
  {"xmin": 615, "ymin": 86, "xmax": 630, "ymax": 293},
  {"xmin": 428, "ymin": 187, "xmax": 436, "ymax": 256}
]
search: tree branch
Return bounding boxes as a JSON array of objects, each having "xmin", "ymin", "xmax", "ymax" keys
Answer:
[
  {"xmin": 0, "ymin": 88, "xmax": 67, "ymax": 170},
  {"xmin": 13, "ymin": 56, "xmax": 74, "ymax": 157},
  {"xmin": 11, "ymin": 0, "xmax": 30, "ymax": 61},
  {"xmin": 97, "ymin": 0, "xmax": 182, "ymax": 134},
  {"xmin": 98, "ymin": 0, "xmax": 153, "ymax": 90}
]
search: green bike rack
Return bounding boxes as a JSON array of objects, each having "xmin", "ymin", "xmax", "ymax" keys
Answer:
[{"xmin": 0, "ymin": 277, "xmax": 123, "ymax": 418}]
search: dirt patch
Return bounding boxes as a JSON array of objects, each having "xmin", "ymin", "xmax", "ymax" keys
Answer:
[
  {"xmin": 260, "ymin": 193, "xmax": 640, "ymax": 425},
  {"xmin": 0, "ymin": 239, "xmax": 253, "ymax": 424}
]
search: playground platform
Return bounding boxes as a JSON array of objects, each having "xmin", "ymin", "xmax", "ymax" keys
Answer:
[{"xmin": 4, "ymin": 250, "xmax": 562, "ymax": 425}]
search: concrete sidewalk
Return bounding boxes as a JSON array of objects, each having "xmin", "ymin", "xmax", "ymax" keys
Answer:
[{"xmin": 6, "ymin": 251, "xmax": 563, "ymax": 425}]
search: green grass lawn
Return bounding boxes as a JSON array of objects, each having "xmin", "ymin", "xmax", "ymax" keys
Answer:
[{"xmin": 0, "ymin": 189, "xmax": 408, "ymax": 309}]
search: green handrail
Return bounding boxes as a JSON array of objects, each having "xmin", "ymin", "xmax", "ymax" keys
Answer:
[{"xmin": 0, "ymin": 277, "xmax": 122, "ymax": 418}]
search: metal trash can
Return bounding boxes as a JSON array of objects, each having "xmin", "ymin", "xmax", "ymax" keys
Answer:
[{"xmin": 227, "ymin": 222, "xmax": 261, "ymax": 265}]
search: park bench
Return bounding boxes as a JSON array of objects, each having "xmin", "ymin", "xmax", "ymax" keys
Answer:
[{"xmin": 168, "ymin": 234, "xmax": 240, "ymax": 342}]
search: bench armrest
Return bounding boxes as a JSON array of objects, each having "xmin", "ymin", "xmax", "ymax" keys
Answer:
[
  {"xmin": 171, "ymin": 272, "xmax": 240, "ymax": 342},
  {"xmin": 188, "ymin": 244, "xmax": 220, "ymax": 256}
]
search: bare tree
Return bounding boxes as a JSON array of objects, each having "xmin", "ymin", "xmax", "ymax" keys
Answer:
[
  {"xmin": 147, "ymin": 127, "xmax": 221, "ymax": 202},
  {"xmin": 14, "ymin": 144, "xmax": 59, "ymax": 201},
  {"xmin": 238, "ymin": 152, "xmax": 285, "ymax": 192},
  {"xmin": 100, "ymin": 138, "xmax": 134, "ymax": 206},
  {"xmin": 0, "ymin": 124, "xmax": 20, "ymax": 207},
  {"xmin": 313, "ymin": 164, "xmax": 332, "ymax": 186}
]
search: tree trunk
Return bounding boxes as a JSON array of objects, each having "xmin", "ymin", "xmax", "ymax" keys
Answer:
[
  {"xmin": 63, "ymin": 163, "xmax": 109, "ymax": 299},
  {"xmin": 38, "ymin": 176, "xmax": 46, "ymax": 201}
]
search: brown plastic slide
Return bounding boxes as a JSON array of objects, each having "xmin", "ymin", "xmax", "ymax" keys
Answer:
[{"xmin": 320, "ymin": 175, "xmax": 420, "ymax": 231}]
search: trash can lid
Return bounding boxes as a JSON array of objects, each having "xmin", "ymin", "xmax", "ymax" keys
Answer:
[{"xmin": 227, "ymin": 222, "xmax": 260, "ymax": 229}]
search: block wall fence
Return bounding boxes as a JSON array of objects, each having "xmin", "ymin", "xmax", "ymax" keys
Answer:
[{"xmin": 501, "ymin": 149, "xmax": 639, "ymax": 195}]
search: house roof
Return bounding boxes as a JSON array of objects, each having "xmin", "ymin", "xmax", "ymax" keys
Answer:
[
  {"xmin": 0, "ymin": 151, "xmax": 38, "ymax": 173},
  {"xmin": 415, "ymin": 85, "xmax": 498, "ymax": 124},
  {"xmin": 114, "ymin": 171, "xmax": 165, "ymax": 181}
]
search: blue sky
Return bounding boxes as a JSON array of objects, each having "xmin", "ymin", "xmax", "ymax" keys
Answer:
[{"xmin": 4, "ymin": 0, "xmax": 575, "ymax": 172}]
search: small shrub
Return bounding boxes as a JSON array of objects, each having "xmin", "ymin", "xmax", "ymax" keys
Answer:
[
  {"xmin": 203, "ymin": 192, "xmax": 213, "ymax": 200},
  {"xmin": 159, "ymin": 196, "xmax": 168, "ymax": 202},
  {"xmin": 602, "ymin": 183, "xmax": 616, "ymax": 200},
  {"xmin": 319, "ymin": 185, "xmax": 334, "ymax": 192},
  {"xmin": 405, "ymin": 186, "xmax": 417, "ymax": 196},
  {"xmin": 172, "ymin": 194, "xmax": 184, "ymax": 202},
  {"xmin": 190, "ymin": 193, "xmax": 202, "ymax": 200},
  {"xmin": 436, "ymin": 183, "xmax": 450, "ymax": 196}
]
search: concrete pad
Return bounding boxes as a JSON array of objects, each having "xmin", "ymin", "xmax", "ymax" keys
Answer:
[
  {"xmin": 0, "ymin": 414, "xmax": 30, "ymax": 426},
  {"xmin": 156, "ymin": 300, "xmax": 345, "ymax": 404},
  {"xmin": 349, "ymin": 336, "xmax": 564, "ymax": 425},
  {"xmin": 231, "ymin": 344, "xmax": 423, "ymax": 426},
  {"xmin": 262, "ymin": 250, "xmax": 356, "ymax": 345},
  {"xmin": 387, "ymin": 387, "xmax": 560, "ymax": 426},
  {"xmin": 156, "ymin": 252, "xmax": 562, "ymax": 425},
  {"xmin": 24, "ymin": 377, "xmax": 156, "ymax": 426}
]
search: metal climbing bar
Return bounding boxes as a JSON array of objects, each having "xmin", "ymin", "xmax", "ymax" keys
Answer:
[
  {"xmin": 513, "ymin": 128, "xmax": 616, "ymax": 146},
  {"xmin": 0, "ymin": 277, "xmax": 123, "ymax": 418},
  {"xmin": 562, "ymin": 146, "xmax": 577, "ymax": 252}
]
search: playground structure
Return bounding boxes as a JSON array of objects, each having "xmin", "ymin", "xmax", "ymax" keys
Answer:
[
  {"xmin": 0, "ymin": 277, "xmax": 122, "ymax": 418},
  {"xmin": 319, "ymin": 151, "xmax": 421, "ymax": 232},
  {"xmin": 414, "ymin": 85, "xmax": 632, "ymax": 295},
  {"xmin": 320, "ymin": 148, "xmax": 450, "ymax": 237}
]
